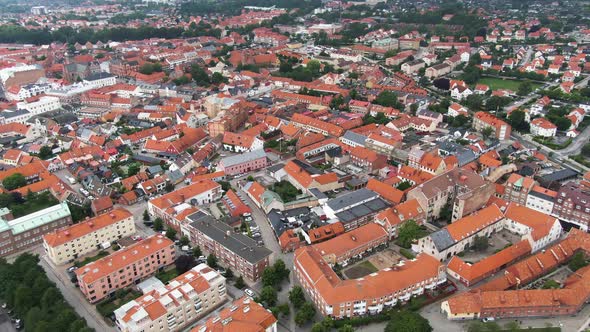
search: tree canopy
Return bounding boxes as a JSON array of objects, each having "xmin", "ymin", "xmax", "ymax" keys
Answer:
[
  {"xmin": 385, "ymin": 310, "xmax": 432, "ymax": 332},
  {"xmin": 2, "ymin": 173, "xmax": 26, "ymax": 190}
]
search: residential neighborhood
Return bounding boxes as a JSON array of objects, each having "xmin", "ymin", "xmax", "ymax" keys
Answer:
[{"xmin": 0, "ymin": 0, "xmax": 590, "ymax": 332}]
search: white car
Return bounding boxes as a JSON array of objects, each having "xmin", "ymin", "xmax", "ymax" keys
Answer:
[
  {"xmin": 244, "ymin": 289, "xmax": 255, "ymax": 297},
  {"xmin": 482, "ymin": 317, "xmax": 495, "ymax": 322}
]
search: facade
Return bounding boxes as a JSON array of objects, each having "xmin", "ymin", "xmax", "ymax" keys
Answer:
[
  {"xmin": 114, "ymin": 264, "xmax": 226, "ymax": 332},
  {"xmin": 407, "ymin": 168, "xmax": 494, "ymax": 222},
  {"xmin": 76, "ymin": 235, "xmax": 176, "ymax": 303},
  {"xmin": 473, "ymin": 112, "xmax": 511, "ymax": 140},
  {"xmin": 217, "ymin": 149, "xmax": 268, "ymax": 176},
  {"xmin": 294, "ymin": 246, "xmax": 445, "ymax": 318},
  {"xmin": 503, "ymin": 173, "xmax": 536, "ymax": 206},
  {"xmin": 441, "ymin": 229, "xmax": 590, "ymax": 321},
  {"xmin": 182, "ymin": 211, "xmax": 272, "ymax": 282},
  {"xmin": 552, "ymin": 183, "xmax": 590, "ymax": 230},
  {"xmin": 525, "ymin": 186, "xmax": 557, "ymax": 215},
  {"xmin": 43, "ymin": 208, "xmax": 135, "ymax": 265},
  {"xmin": 313, "ymin": 223, "xmax": 388, "ymax": 265},
  {"xmin": 192, "ymin": 296, "xmax": 277, "ymax": 332},
  {"xmin": 148, "ymin": 179, "xmax": 222, "ymax": 229},
  {"xmin": 530, "ymin": 118, "xmax": 557, "ymax": 137},
  {"xmin": 0, "ymin": 202, "xmax": 72, "ymax": 257}
]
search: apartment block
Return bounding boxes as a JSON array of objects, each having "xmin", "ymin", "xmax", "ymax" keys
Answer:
[
  {"xmin": 148, "ymin": 179, "xmax": 222, "ymax": 230},
  {"xmin": 217, "ymin": 149, "xmax": 268, "ymax": 176},
  {"xmin": 182, "ymin": 211, "xmax": 271, "ymax": 282},
  {"xmin": 313, "ymin": 223, "xmax": 388, "ymax": 265},
  {"xmin": 76, "ymin": 235, "xmax": 175, "ymax": 303},
  {"xmin": 552, "ymin": 183, "xmax": 590, "ymax": 231},
  {"xmin": 0, "ymin": 202, "xmax": 72, "ymax": 257},
  {"xmin": 115, "ymin": 264, "xmax": 226, "ymax": 332},
  {"xmin": 472, "ymin": 111, "xmax": 511, "ymax": 140},
  {"xmin": 43, "ymin": 208, "xmax": 135, "ymax": 265},
  {"xmin": 503, "ymin": 173, "xmax": 536, "ymax": 206},
  {"xmin": 294, "ymin": 246, "xmax": 445, "ymax": 318},
  {"xmin": 407, "ymin": 168, "xmax": 494, "ymax": 222},
  {"xmin": 192, "ymin": 296, "xmax": 277, "ymax": 332}
]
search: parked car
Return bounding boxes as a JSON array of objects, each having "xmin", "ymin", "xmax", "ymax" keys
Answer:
[
  {"xmin": 244, "ymin": 289, "xmax": 255, "ymax": 297},
  {"xmin": 67, "ymin": 266, "xmax": 77, "ymax": 273}
]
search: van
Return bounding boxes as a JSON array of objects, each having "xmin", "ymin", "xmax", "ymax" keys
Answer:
[{"xmin": 100, "ymin": 242, "xmax": 111, "ymax": 250}]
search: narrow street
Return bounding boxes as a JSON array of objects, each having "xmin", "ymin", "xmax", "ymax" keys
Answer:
[{"xmin": 39, "ymin": 256, "xmax": 115, "ymax": 332}]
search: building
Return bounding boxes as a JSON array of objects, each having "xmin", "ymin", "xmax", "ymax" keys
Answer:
[
  {"xmin": 183, "ymin": 211, "xmax": 272, "ymax": 282},
  {"xmin": 290, "ymin": 113, "xmax": 344, "ymax": 137},
  {"xmin": 425, "ymin": 63, "xmax": 452, "ymax": 78},
  {"xmin": 441, "ymin": 229, "xmax": 590, "ymax": 321},
  {"xmin": 147, "ymin": 179, "xmax": 222, "ymax": 229},
  {"xmin": 0, "ymin": 202, "xmax": 72, "ymax": 257},
  {"xmin": 222, "ymin": 132, "xmax": 264, "ymax": 153},
  {"xmin": 552, "ymin": 183, "xmax": 590, "ymax": 230},
  {"xmin": 294, "ymin": 246, "xmax": 445, "ymax": 318},
  {"xmin": 525, "ymin": 186, "xmax": 557, "ymax": 215},
  {"xmin": 530, "ymin": 118, "xmax": 557, "ymax": 137},
  {"xmin": 114, "ymin": 264, "xmax": 226, "ymax": 332},
  {"xmin": 192, "ymin": 296, "xmax": 277, "ymax": 332},
  {"xmin": 413, "ymin": 205, "xmax": 505, "ymax": 261},
  {"xmin": 76, "ymin": 235, "xmax": 176, "ymax": 303},
  {"xmin": 407, "ymin": 168, "xmax": 494, "ymax": 222},
  {"xmin": 323, "ymin": 188, "xmax": 390, "ymax": 231},
  {"xmin": 217, "ymin": 149, "xmax": 268, "ymax": 176},
  {"xmin": 43, "ymin": 208, "xmax": 135, "ymax": 265},
  {"xmin": 313, "ymin": 223, "xmax": 388, "ymax": 265},
  {"xmin": 401, "ymin": 60, "xmax": 425, "ymax": 75},
  {"xmin": 473, "ymin": 112, "xmax": 511, "ymax": 140},
  {"xmin": 503, "ymin": 174, "xmax": 536, "ymax": 206}
]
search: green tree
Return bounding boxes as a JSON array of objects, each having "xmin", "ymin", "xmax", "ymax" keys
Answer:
[
  {"xmin": 211, "ymin": 72, "xmax": 226, "ymax": 84},
  {"xmin": 38, "ymin": 146, "xmax": 53, "ymax": 159},
  {"xmin": 191, "ymin": 64, "xmax": 210, "ymax": 86},
  {"xmin": 153, "ymin": 217, "xmax": 164, "ymax": 231},
  {"xmin": 385, "ymin": 310, "xmax": 432, "ymax": 332},
  {"xmin": 464, "ymin": 94, "xmax": 483, "ymax": 110},
  {"xmin": 127, "ymin": 163, "xmax": 141, "ymax": 176},
  {"xmin": 24, "ymin": 306, "xmax": 44, "ymax": 332},
  {"xmin": 225, "ymin": 267, "xmax": 234, "ymax": 279},
  {"xmin": 542, "ymin": 279, "xmax": 560, "ymax": 289},
  {"xmin": 259, "ymin": 286, "xmax": 277, "ymax": 307},
  {"xmin": 582, "ymin": 143, "xmax": 590, "ymax": 158},
  {"xmin": 307, "ymin": 59, "xmax": 321, "ymax": 74},
  {"xmin": 374, "ymin": 91, "xmax": 401, "ymax": 108},
  {"xmin": 289, "ymin": 286, "xmax": 306, "ymax": 309},
  {"xmin": 507, "ymin": 110, "xmax": 526, "ymax": 131},
  {"xmin": 569, "ymin": 251, "xmax": 588, "ymax": 271},
  {"xmin": 179, "ymin": 235, "xmax": 189, "ymax": 246},
  {"xmin": 517, "ymin": 81, "xmax": 533, "ymax": 96},
  {"xmin": 481, "ymin": 126, "xmax": 494, "ymax": 139},
  {"xmin": 339, "ymin": 325, "xmax": 355, "ymax": 332},
  {"xmin": 143, "ymin": 209, "xmax": 150, "ymax": 221},
  {"xmin": 2, "ymin": 173, "xmax": 26, "ymax": 190},
  {"xmin": 397, "ymin": 220, "xmax": 422, "ymax": 248},
  {"xmin": 165, "ymin": 227, "xmax": 177, "ymax": 240},
  {"xmin": 234, "ymin": 276, "xmax": 245, "ymax": 289},
  {"xmin": 207, "ymin": 254, "xmax": 218, "ymax": 268},
  {"xmin": 472, "ymin": 236, "xmax": 489, "ymax": 252},
  {"xmin": 192, "ymin": 246, "xmax": 202, "ymax": 257},
  {"xmin": 294, "ymin": 302, "xmax": 316, "ymax": 326}
]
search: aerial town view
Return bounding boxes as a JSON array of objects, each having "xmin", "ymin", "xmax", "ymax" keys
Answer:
[{"xmin": 1, "ymin": 0, "xmax": 590, "ymax": 331}]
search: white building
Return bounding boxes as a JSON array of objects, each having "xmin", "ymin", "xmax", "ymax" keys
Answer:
[
  {"xmin": 16, "ymin": 96, "xmax": 61, "ymax": 115},
  {"xmin": 530, "ymin": 118, "xmax": 557, "ymax": 137},
  {"xmin": 114, "ymin": 264, "xmax": 226, "ymax": 332}
]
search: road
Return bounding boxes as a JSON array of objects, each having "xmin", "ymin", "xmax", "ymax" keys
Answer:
[
  {"xmin": 230, "ymin": 174, "xmax": 297, "ymax": 332},
  {"xmin": 520, "ymin": 46, "xmax": 534, "ymax": 66},
  {"xmin": 558, "ymin": 122, "xmax": 590, "ymax": 156},
  {"xmin": 39, "ymin": 256, "xmax": 115, "ymax": 332}
]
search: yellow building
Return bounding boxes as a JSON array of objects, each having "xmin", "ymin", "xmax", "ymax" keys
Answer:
[{"xmin": 43, "ymin": 208, "xmax": 135, "ymax": 265}]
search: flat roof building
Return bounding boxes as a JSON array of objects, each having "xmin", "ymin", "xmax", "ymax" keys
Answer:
[{"xmin": 115, "ymin": 264, "xmax": 226, "ymax": 332}]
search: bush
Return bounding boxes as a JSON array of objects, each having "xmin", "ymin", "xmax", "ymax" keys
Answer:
[{"xmin": 400, "ymin": 248, "xmax": 415, "ymax": 259}]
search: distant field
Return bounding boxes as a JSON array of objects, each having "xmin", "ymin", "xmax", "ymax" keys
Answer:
[{"xmin": 477, "ymin": 77, "xmax": 543, "ymax": 92}]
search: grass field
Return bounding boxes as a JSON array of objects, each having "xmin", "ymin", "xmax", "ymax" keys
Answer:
[
  {"xmin": 343, "ymin": 260, "xmax": 378, "ymax": 279},
  {"xmin": 477, "ymin": 77, "xmax": 543, "ymax": 91}
]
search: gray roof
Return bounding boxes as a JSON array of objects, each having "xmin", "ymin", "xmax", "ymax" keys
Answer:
[
  {"xmin": 341, "ymin": 130, "xmax": 367, "ymax": 146},
  {"xmin": 187, "ymin": 213, "xmax": 271, "ymax": 264},
  {"xmin": 540, "ymin": 168, "xmax": 578, "ymax": 183},
  {"xmin": 85, "ymin": 72, "xmax": 115, "ymax": 81},
  {"xmin": 527, "ymin": 189, "xmax": 555, "ymax": 202},
  {"xmin": 0, "ymin": 109, "xmax": 30, "ymax": 119},
  {"xmin": 327, "ymin": 188, "xmax": 379, "ymax": 212},
  {"xmin": 266, "ymin": 163, "xmax": 285, "ymax": 173},
  {"xmin": 309, "ymin": 188, "xmax": 327, "ymax": 200},
  {"xmin": 335, "ymin": 197, "xmax": 388, "ymax": 223},
  {"xmin": 430, "ymin": 229, "xmax": 455, "ymax": 252},
  {"xmin": 219, "ymin": 149, "xmax": 267, "ymax": 168}
]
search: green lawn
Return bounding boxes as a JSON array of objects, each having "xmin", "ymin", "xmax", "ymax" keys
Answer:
[
  {"xmin": 74, "ymin": 250, "xmax": 110, "ymax": 268},
  {"xmin": 477, "ymin": 77, "xmax": 543, "ymax": 91},
  {"xmin": 156, "ymin": 268, "xmax": 179, "ymax": 283},
  {"xmin": 358, "ymin": 260, "xmax": 378, "ymax": 273}
]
